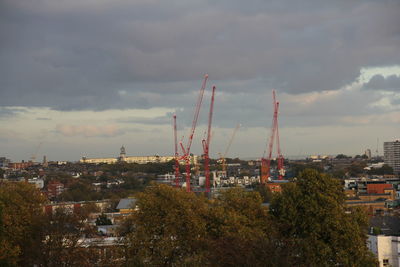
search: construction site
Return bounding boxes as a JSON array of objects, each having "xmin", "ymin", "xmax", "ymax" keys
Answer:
[{"xmin": 171, "ymin": 74, "xmax": 288, "ymax": 196}]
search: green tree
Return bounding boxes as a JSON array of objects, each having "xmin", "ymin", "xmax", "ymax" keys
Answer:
[
  {"xmin": 59, "ymin": 180, "xmax": 101, "ymax": 201},
  {"xmin": 96, "ymin": 213, "xmax": 112, "ymax": 225},
  {"xmin": 290, "ymin": 162, "xmax": 323, "ymax": 177},
  {"xmin": 121, "ymin": 185, "xmax": 289, "ymax": 266},
  {"xmin": 0, "ymin": 182, "xmax": 46, "ymax": 266},
  {"xmin": 270, "ymin": 169, "xmax": 376, "ymax": 266},
  {"xmin": 254, "ymin": 184, "xmax": 273, "ymax": 202},
  {"xmin": 207, "ymin": 188, "xmax": 288, "ymax": 266},
  {"xmin": 38, "ymin": 207, "xmax": 97, "ymax": 267},
  {"xmin": 368, "ymin": 164, "xmax": 394, "ymax": 175},
  {"xmin": 0, "ymin": 203, "xmax": 20, "ymax": 266},
  {"xmin": 346, "ymin": 162, "xmax": 367, "ymax": 177},
  {"xmin": 123, "ymin": 183, "xmax": 210, "ymax": 266}
]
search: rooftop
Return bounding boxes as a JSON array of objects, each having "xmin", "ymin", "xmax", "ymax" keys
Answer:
[{"xmin": 116, "ymin": 198, "xmax": 137, "ymax": 210}]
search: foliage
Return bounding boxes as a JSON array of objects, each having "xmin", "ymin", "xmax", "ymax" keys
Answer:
[
  {"xmin": 336, "ymin": 154, "xmax": 350, "ymax": 159},
  {"xmin": 96, "ymin": 213, "xmax": 112, "ymax": 226},
  {"xmin": 371, "ymin": 226, "xmax": 382, "ymax": 235},
  {"xmin": 59, "ymin": 180, "xmax": 102, "ymax": 202},
  {"xmin": 346, "ymin": 162, "xmax": 367, "ymax": 177},
  {"xmin": 0, "ymin": 182, "xmax": 103, "ymax": 266},
  {"xmin": 122, "ymin": 185, "xmax": 291, "ymax": 266},
  {"xmin": 0, "ymin": 182, "xmax": 46, "ymax": 266},
  {"xmin": 0, "ymin": 203, "xmax": 20, "ymax": 266},
  {"xmin": 0, "ymin": 169, "xmax": 379, "ymax": 266},
  {"xmin": 331, "ymin": 169, "xmax": 346, "ymax": 179},
  {"xmin": 367, "ymin": 164, "xmax": 394, "ymax": 175},
  {"xmin": 100, "ymin": 161, "xmax": 175, "ymax": 175},
  {"xmin": 45, "ymin": 172, "xmax": 75, "ymax": 186},
  {"xmin": 290, "ymin": 162, "xmax": 323, "ymax": 177},
  {"xmin": 254, "ymin": 184, "xmax": 273, "ymax": 202},
  {"xmin": 38, "ymin": 207, "xmax": 96, "ymax": 266},
  {"xmin": 270, "ymin": 169, "xmax": 377, "ymax": 266},
  {"xmin": 123, "ymin": 183, "xmax": 210, "ymax": 265},
  {"xmin": 206, "ymin": 188, "xmax": 286, "ymax": 266},
  {"xmin": 121, "ymin": 174, "xmax": 151, "ymax": 191}
]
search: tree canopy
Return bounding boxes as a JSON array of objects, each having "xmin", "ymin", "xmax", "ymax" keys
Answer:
[
  {"xmin": 121, "ymin": 173, "xmax": 376, "ymax": 266},
  {"xmin": 0, "ymin": 182, "xmax": 46, "ymax": 266},
  {"xmin": 0, "ymin": 169, "xmax": 378, "ymax": 266},
  {"xmin": 270, "ymin": 169, "xmax": 376, "ymax": 266}
]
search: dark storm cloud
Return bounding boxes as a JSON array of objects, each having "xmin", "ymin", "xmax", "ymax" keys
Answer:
[
  {"xmin": 0, "ymin": 0, "xmax": 399, "ymax": 113},
  {"xmin": 363, "ymin": 74, "xmax": 400, "ymax": 92}
]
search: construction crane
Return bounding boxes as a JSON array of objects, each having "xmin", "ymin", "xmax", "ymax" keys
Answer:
[
  {"xmin": 180, "ymin": 74, "xmax": 209, "ymax": 192},
  {"xmin": 275, "ymin": 108, "xmax": 285, "ymax": 179},
  {"xmin": 202, "ymin": 85, "xmax": 216, "ymax": 194},
  {"xmin": 261, "ymin": 90, "xmax": 285, "ymax": 183},
  {"xmin": 219, "ymin": 123, "xmax": 241, "ymax": 177},
  {"xmin": 172, "ymin": 114, "xmax": 181, "ymax": 188}
]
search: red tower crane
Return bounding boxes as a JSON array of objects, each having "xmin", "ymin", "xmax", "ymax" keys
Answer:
[
  {"xmin": 172, "ymin": 114, "xmax": 181, "ymax": 187},
  {"xmin": 261, "ymin": 90, "xmax": 285, "ymax": 183},
  {"xmin": 180, "ymin": 74, "xmax": 209, "ymax": 192},
  {"xmin": 202, "ymin": 85, "xmax": 216, "ymax": 194}
]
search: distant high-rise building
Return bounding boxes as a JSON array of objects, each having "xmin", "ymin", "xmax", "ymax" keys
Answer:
[{"xmin": 384, "ymin": 140, "xmax": 400, "ymax": 174}]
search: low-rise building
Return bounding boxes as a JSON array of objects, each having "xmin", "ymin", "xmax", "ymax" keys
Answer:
[
  {"xmin": 116, "ymin": 198, "xmax": 137, "ymax": 213},
  {"xmin": 368, "ymin": 235, "xmax": 400, "ymax": 267},
  {"xmin": 8, "ymin": 161, "xmax": 33, "ymax": 170},
  {"xmin": 368, "ymin": 216, "xmax": 400, "ymax": 267},
  {"xmin": 28, "ymin": 178, "xmax": 44, "ymax": 189},
  {"xmin": 80, "ymin": 146, "xmax": 188, "ymax": 165},
  {"xmin": 0, "ymin": 157, "xmax": 11, "ymax": 168},
  {"xmin": 46, "ymin": 180, "xmax": 65, "ymax": 199}
]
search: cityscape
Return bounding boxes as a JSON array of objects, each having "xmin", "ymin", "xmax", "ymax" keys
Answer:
[{"xmin": 1, "ymin": 0, "xmax": 400, "ymax": 266}]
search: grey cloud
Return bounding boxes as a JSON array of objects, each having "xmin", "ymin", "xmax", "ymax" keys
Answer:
[
  {"xmin": 0, "ymin": 0, "xmax": 399, "ymax": 114},
  {"xmin": 117, "ymin": 115, "xmax": 172, "ymax": 125},
  {"xmin": 363, "ymin": 74, "xmax": 400, "ymax": 91}
]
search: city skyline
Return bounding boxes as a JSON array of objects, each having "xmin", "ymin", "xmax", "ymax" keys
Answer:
[{"xmin": 1, "ymin": 0, "xmax": 400, "ymax": 161}]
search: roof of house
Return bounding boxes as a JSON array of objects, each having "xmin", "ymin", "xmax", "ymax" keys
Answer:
[
  {"xmin": 116, "ymin": 198, "xmax": 137, "ymax": 210},
  {"xmin": 370, "ymin": 216, "xmax": 400, "ymax": 236}
]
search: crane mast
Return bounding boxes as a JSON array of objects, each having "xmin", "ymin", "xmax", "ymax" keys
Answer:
[
  {"xmin": 202, "ymin": 85, "xmax": 216, "ymax": 194},
  {"xmin": 261, "ymin": 90, "xmax": 285, "ymax": 183},
  {"xmin": 180, "ymin": 74, "xmax": 208, "ymax": 192}
]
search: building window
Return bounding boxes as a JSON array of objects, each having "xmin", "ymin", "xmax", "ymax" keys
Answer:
[{"xmin": 383, "ymin": 259, "xmax": 389, "ymax": 266}]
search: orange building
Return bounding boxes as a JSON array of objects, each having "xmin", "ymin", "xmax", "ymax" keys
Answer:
[{"xmin": 367, "ymin": 183, "xmax": 393, "ymax": 194}]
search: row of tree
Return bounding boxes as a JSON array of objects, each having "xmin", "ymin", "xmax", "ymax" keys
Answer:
[
  {"xmin": 0, "ymin": 169, "xmax": 377, "ymax": 266},
  {"xmin": 0, "ymin": 182, "xmax": 103, "ymax": 266},
  {"xmin": 120, "ymin": 169, "xmax": 376, "ymax": 266}
]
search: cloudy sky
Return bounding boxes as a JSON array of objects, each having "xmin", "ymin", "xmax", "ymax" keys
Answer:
[{"xmin": 1, "ymin": 0, "xmax": 400, "ymax": 161}]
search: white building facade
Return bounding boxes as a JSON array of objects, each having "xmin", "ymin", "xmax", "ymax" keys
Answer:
[{"xmin": 368, "ymin": 235, "xmax": 400, "ymax": 267}]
